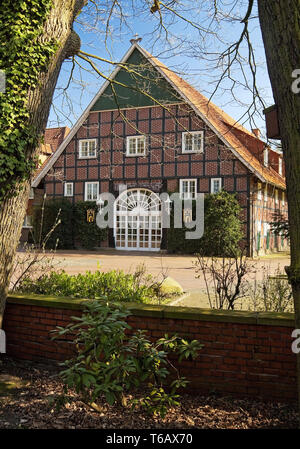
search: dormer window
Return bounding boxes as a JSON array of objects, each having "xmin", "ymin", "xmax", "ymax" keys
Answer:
[{"xmin": 263, "ymin": 148, "xmax": 269, "ymax": 167}]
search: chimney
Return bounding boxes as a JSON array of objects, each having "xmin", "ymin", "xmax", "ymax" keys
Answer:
[{"xmin": 252, "ymin": 128, "xmax": 261, "ymax": 138}]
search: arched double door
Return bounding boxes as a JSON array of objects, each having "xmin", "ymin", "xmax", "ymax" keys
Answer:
[{"xmin": 114, "ymin": 189, "xmax": 162, "ymax": 251}]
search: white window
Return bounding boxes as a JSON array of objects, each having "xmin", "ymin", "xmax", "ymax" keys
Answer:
[
  {"xmin": 263, "ymin": 148, "xmax": 269, "ymax": 167},
  {"xmin": 126, "ymin": 135, "xmax": 146, "ymax": 156},
  {"xmin": 282, "ymin": 191, "xmax": 285, "ymax": 206},
  {"xmin": 85, "ymin": 182, "xmax": 99, "ymax": 201},
  {"xmin": 23, "ymin": 215, "xmax": 33, "ymax": 228},
  {"xmin": 264, "ymin": 185, "xmax": 268, "ymax": 202},
  {"xmin": 279, "ymin": 158, "xmax": 283, "ymax": 176},
  {"xmin": 29, "ymin": 187, "xmax": 34, "ymax": 199},
  {"xmin": 275, "ymin": 189, "xmax": 278, "ymax": 204},
  {"xmin": 257, "ymin": 182, "xmax": 262, "ymax": 200},
  {"xmin": 211, "ymin": 178, "xmax": 222, "ymax": 194},
  {"xmin": 182, "ymin": 131, "xmax": 204, "ymax": 154},
  {"xmin": 64, "ymin": 182, "xmax": 74, "ymax": 197},
  {"xmin": 179, "ymin": 179, "xmax": 197, "ymax": 199},
  {"xmin": 79, "ymin": 139, "xmax": 97, "ymax": 158}
]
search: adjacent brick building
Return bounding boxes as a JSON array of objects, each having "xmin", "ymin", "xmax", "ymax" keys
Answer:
[
  {"xmin": 21, "ymin": 126, "xmax": 70, "ymax": 242},
  {"xmin": 32, "ymin": 44, "xmax": 288, "ymax": 256}
]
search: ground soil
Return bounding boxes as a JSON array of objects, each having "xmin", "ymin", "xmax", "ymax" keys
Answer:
[{"xmin": 0, "ymin": 356, "xmax": 298, "ymax": 429}]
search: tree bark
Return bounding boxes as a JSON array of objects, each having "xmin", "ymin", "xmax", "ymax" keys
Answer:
[
  {"xmin": 258, "ymin": 0, "xmax": 300, "ymax": 418},
  {"xmin": 0, "ymin": 0, "xmax": 87, "ymax": 328}
]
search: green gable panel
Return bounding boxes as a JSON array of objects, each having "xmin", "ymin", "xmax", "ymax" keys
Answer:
[{"xmin": 91, "ymin": 48, "xmax": 182, "ymax": 111}]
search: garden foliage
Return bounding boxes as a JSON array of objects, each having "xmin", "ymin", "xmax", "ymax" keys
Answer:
[{"xmin": 52, "ymin": 300, "xmax": 203, "ymax": 417}]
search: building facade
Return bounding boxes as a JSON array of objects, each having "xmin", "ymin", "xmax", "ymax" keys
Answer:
[{"xmin": 32, "ymin": 44, "xmax": 288, "ymax": 255}]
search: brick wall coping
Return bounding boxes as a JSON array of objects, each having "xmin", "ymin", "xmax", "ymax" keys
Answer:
[{"xmin": 7, "ymin": 293, "xmax": 295, "ymax": 327}]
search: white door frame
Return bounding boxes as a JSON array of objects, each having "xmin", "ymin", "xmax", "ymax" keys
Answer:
[{"xmin": 114, "ymin": 188, "xmax": 162, "ymax": 251}]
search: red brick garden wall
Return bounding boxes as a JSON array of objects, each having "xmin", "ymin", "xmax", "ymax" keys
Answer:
[{"xmin": 3, "ymin": 295, "xmax": 297, "ymax": 402}]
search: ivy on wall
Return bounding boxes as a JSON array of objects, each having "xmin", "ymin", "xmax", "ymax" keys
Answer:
[{"xmin": 0, "ymin": 0, "xmax": 57, "ymax": 201}]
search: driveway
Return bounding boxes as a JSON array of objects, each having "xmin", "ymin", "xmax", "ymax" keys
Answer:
[{"xmin": 41, "ymin": 249, "xmax": 290, "ymax": 293}]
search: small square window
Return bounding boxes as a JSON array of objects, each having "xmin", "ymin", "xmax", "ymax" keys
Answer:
[
  {"xmin": 126, "ymin": 136, "xmax": 146, "ymax": 156},
  {"xmin": 211, "ymin": 178, "xmax": 222, "ymax": 194},
  {"xmin": 79, "ymin": 139, "xmax": 97, "ymax": 158},
  {"xmin": 85, "ymin": 182, "xmax": 99, "ymax": 201},
  {"xmin": 182, "ymin": 131, "xmax": 204, "ymax": 153},
  {"xmin": 64, "ymin": 182, "xmax": 73, "ymax": 197},
  {"xmin": 179, "ymin": 179, "xmax": 197, "ymax": 199}
]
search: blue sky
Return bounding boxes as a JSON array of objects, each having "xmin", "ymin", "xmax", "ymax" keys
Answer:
[{"xmin": 48, "ymin": 1, "xmax": 274, "ymax": 138}]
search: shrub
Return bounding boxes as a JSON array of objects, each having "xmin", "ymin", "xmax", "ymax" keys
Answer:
[
  {"xmin": 16, "ymin": 268, "xmax": 161, "ymax": 304},
  {"xmin": 201, "ymin": 190, "xmax": 244, "ymax": 256},
  {"xmin": 32, "ymin": 198, "xmax": 107, "ymax": 250},
  {"xmin": 52, "ymin": 301, "xmax": 203, "ymax": 417},
  {"xmin": 73, "ymin": 201, "xmax": 107, "ymax": 250},
  {"xmin": 33, "ymin": 198, "xmax": 74, "ymax": 249},
  {"xmin": 247, "ymin": 267, "xmax": 293, "ymax": 313},
  {"xmin": 167, "ymin": 191, "xmax": 244, "ymax": 256}
]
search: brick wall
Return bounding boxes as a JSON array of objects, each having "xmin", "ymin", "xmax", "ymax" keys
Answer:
[{"xmin": 3, "ymin": 294, "xmax": 297, "ymax": 402}]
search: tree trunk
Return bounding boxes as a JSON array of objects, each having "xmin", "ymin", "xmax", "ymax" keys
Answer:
[
  {"xmin": 0, "ymin": 0, "xmax": 87, "ymax": 328},
  {"xmin": 258, "ymin": 0, "xmax": 300, "ymax": 418}
]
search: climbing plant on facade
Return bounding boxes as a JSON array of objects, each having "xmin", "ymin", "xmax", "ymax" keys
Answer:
[{"xmin": 0, "ymin": 0, "xmax": 57, "ymax": 200}]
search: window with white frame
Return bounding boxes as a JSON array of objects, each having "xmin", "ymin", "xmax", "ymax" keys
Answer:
[
  {"xmin": 275, "ymin": 189, "xmax": 278, "ymax": 204},
  {"xmin": 182, "ymin": 131, "xmax": 204, "ymax": 153},
  {"xmin": 64, "ymin": 182, "xmax": 74, "ymax": 197},
  {"xmin": 29, "ymin": 187, "xmax": 34, "ymax": 199},
  {"xmin": 179, "ymin": 179, "xmax": 197, "ymax": 199},
  {"xmin": 278, "ymin": 157, "xmax": 283, "ymax": 176},
  {"xmin": 79, "ymin": 139, "xmax": 97, "ymax": 158},
  {"xmin": 263, "ymin": 148, "xmax": 269, "ymax": 167},
  {"xmin": 126, "ymin": 135, "xmax": 146, "ymax": 156},
  {"xmin": 211, "ymin": 178, "xmax": 222, "ymax": 194},
  {"xmin": 282, "ymin": 191, "xmax": 285, "ymax": 206},
  {"xmin": 257, "ymin": 182, "xmax": 262, "ymax": 200},
  {"xmin": 23, "ymin": 215, "xmax": 33, "ymax": 228},
  {"xmin": 85, "ymin": 182, "xmax": 99, "ymax": 201},
  {"xmin": 264, "ymin": 185, "xmax": 268, "ymax": 202}
]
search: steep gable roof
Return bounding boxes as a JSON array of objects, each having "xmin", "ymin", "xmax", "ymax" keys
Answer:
[{"xmin": 32, "ymin": 44, "xmax": 285, "ymax": 189}]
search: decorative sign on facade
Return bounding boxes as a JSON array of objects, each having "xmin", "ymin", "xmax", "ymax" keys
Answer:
[
  {"xmin": 86, "ymin": 209, "xmax": 95, "ymax": 223},
  {"xmin": 183, "ymin": 208, "xmax": 193, "ymax": 224}
]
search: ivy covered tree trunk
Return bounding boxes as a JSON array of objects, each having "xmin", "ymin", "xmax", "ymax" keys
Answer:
[
  {"xmin": 258, "ymin": 0, "xmax": 300, "ymax": 415},
  {"xmin": 0, "ymin": 0, "xmax": 87, "ymax": 328}
]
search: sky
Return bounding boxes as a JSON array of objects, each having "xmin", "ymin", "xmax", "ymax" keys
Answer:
[{"xmin": 48, "ymin": 1, "xmax": 275, "ymax": 139}]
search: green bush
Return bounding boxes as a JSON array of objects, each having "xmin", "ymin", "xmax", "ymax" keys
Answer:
[
  {"xmin": 52, "ymin": 301, "xmax": 203, "ymax": 417},
  {"xmin": 73, "ymin": 201, "xmax": 107, "ymax": 250},
  {"xmin": 167, "ymin": 190, "xmax": 244, "ymax": 256},
  {"xmin": 32, "ymin": 198, "xmax": 107, "ymax": 250},
  {"xmin": 32, "ymin": 198, "xmax": 74, "ymax": 249},
  {"xmin": 17, "ymin": 269, "xmax": 159, "ymax": 304}
]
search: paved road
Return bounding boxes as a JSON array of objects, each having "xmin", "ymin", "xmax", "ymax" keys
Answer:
[{"xmin": 40, "ymin": 248, "xmax": 290, "ymax": 292}]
